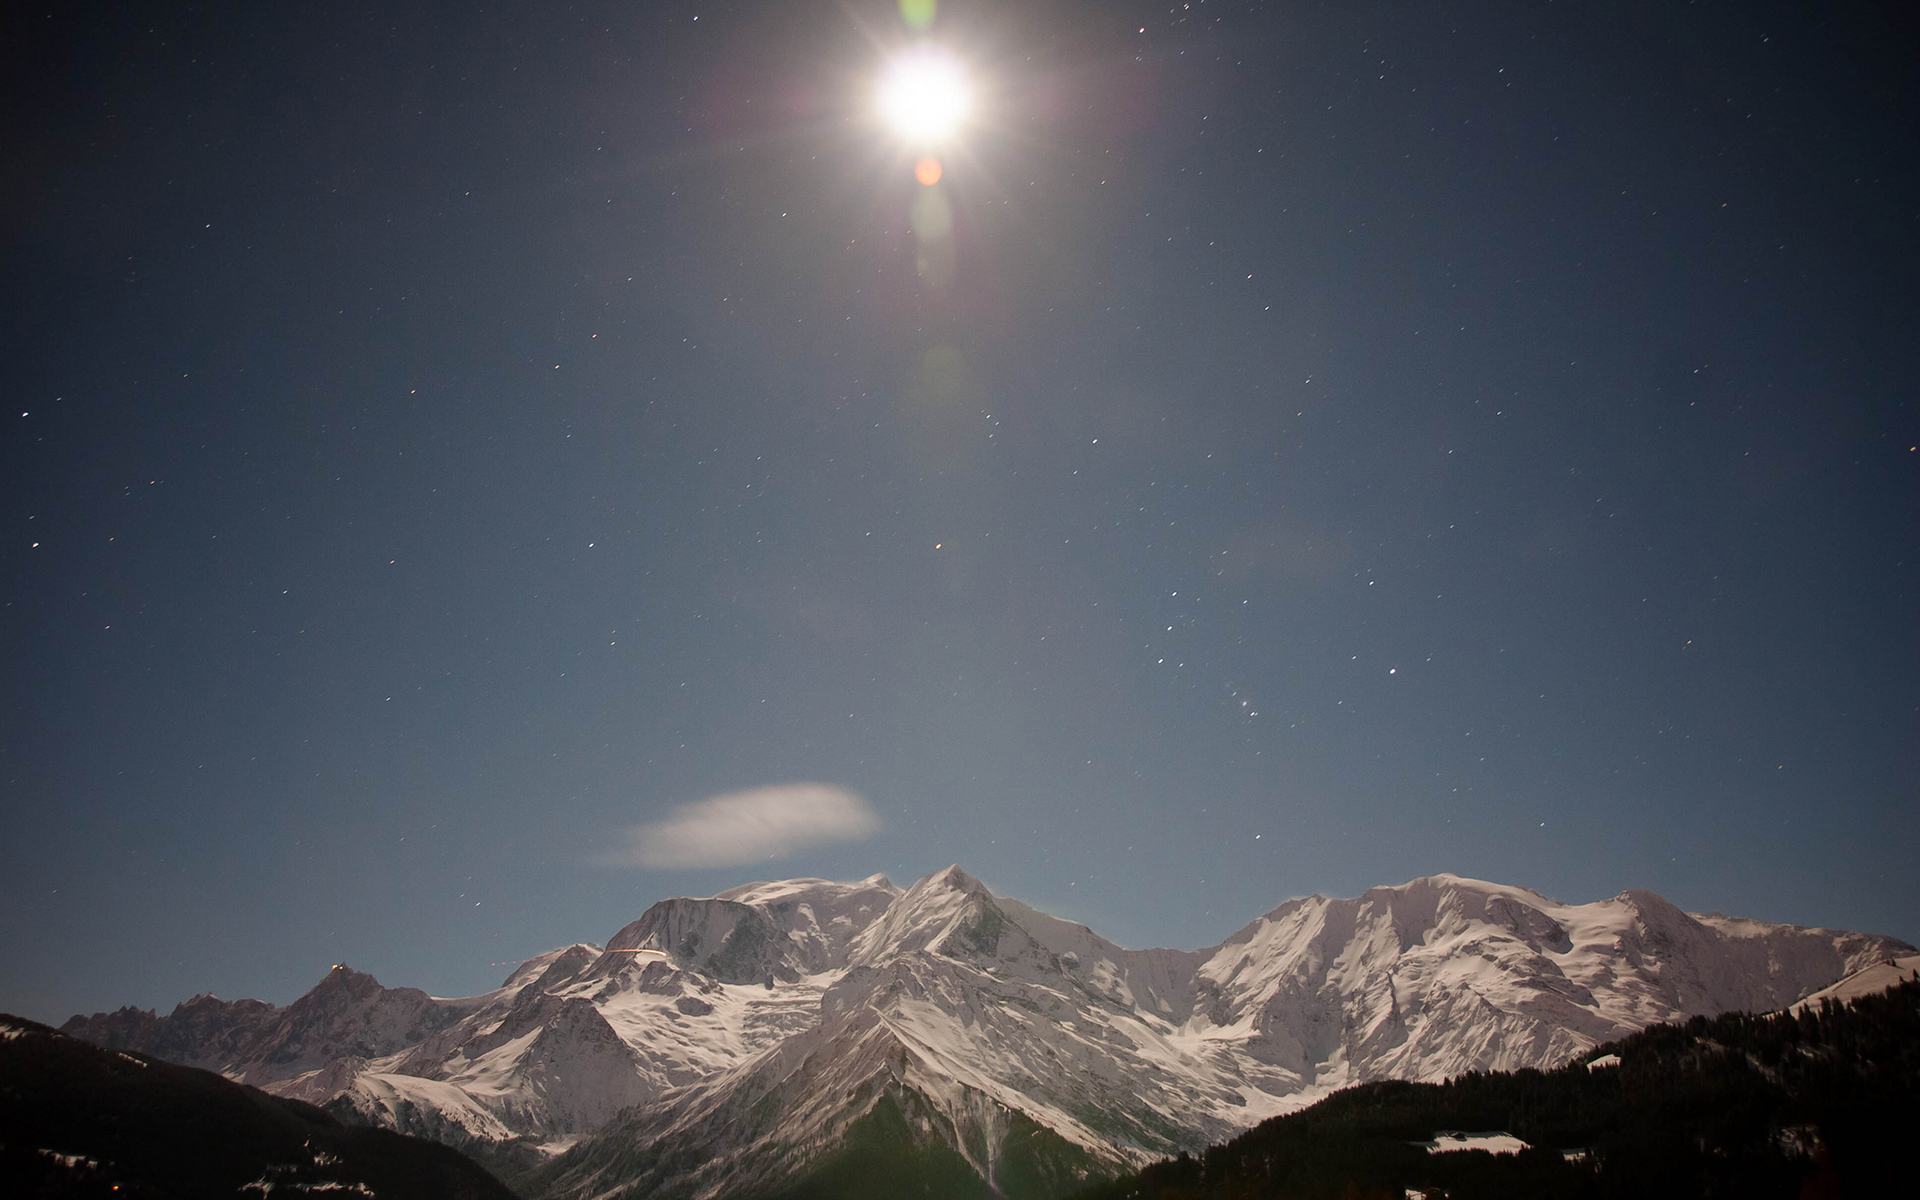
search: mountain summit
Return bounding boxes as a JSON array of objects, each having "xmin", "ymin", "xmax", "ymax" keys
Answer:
[{"xmin": 61, "ymin": 869, "xmax": 1911, "ymax": 1199}]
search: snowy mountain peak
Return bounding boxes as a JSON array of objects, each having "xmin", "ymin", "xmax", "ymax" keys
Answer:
[
  {"xmin": 591, "ymin": 873, "xmax": 906, "ymax": 986},
  {"xmin": 925, "ymin": 863, "xmax": 989, "ymax": 893},
  {"xmin": 714, "ymin": 871, "xmax": 899, "ymax": 905},
  {"xmin": 846, "ymin": 864, "xmax": 1002, "ymax": 966},
  {"xmin": 500, "ymin": 944, "xmax": 601, "ymax": 991},
  {"xmin": 599, "ymin": 896, "xmax": 797, "ymax": 985}
]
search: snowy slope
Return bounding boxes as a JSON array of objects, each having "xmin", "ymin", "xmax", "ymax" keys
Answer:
[
  {"xmin": 59, "ymin": 868, "xmax": 1913, "ymax": 1200},
  {"xmin": 1787, "ymin": 952, "xmax": 1920, "ymax": 1014}
]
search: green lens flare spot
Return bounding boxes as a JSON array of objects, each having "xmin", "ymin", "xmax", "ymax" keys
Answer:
[{"xmin": 900, "ymin": 0, "xmax": 936, "ymax": 31}]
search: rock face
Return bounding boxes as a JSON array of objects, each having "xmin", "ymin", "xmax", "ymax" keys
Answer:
[
  {"xmin": 56, "ymin": 991, "xmax": 279, "ymax": 1071},
  {"xmin": 59, "ymin": 869, "xmax": 1914, "ymax": 1200}
]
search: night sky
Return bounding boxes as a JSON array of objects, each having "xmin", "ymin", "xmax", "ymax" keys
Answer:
[{"xmin": 4, "ymin": 0, "xmax": 1916, "ymax": 1024}]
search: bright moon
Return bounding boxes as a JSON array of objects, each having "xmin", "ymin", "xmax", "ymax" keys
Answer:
[{"xmin": 876, "ymin": 48, "xmax": 972, "ymax": 143}]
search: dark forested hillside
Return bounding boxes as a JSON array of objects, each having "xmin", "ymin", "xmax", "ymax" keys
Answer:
[
  {"xmin": 0, "ymin": 1014, "xmax": 517, "ymax": 1200},
  {"xmin": 1073, "ymin": 978, "xmax": 1920, "ymax": 1200}
]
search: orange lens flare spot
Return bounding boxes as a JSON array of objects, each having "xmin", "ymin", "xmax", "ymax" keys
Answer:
[{"xmin": 915, "ymin": 156, "xmax": 944, "ymax": 186}]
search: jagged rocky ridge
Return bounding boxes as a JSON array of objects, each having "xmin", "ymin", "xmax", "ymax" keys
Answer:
[{"xmin": 61, "ymin": 869, "xmax": 1913, "ymax": 1200}]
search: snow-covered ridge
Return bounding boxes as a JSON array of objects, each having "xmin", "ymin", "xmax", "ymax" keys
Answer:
[
  {"xmin": 58, "ymin": 869, "xmax": 1912, "ymax": 1199},
  {"xmin": 1787, "ymin": 953, "xmax": 1920, "ymax": 1014}
]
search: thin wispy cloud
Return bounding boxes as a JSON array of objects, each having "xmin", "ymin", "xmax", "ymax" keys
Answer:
[{"xmin": 606, "ymin": 784, "xmax": 881, "ymax": 869}]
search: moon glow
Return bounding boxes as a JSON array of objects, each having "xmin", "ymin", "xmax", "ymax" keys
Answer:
[{"xmin": 876, "ymin": 48, "xmax": 972, "ymax": 143}]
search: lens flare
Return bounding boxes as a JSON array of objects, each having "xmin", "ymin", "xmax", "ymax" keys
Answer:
[
  {"xmin": 909, "ymin": 188, "xmax": 953, "ymax": 238},
  {"xmin": 914, "ymin": 156, "xmax": 943, "ymax": 186},
  {"xmin": 876, "ymin": 47, "xmax": 972, "ymax": 143}
]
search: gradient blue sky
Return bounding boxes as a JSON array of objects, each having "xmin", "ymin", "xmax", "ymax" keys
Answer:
[{"xmin": 4, "ymin": 0, "xmax": 1915, "ymax": 1023}]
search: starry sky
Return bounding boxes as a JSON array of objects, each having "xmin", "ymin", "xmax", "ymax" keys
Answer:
[{"xmin": 4, "ymin": 0, "xmax": 1916, "ymax": 1024}]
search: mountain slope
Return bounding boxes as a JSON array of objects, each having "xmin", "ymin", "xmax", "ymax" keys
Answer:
[{"xmin": 1068, "ymin": 978, "xmax": 1920, "ymax": 1200}]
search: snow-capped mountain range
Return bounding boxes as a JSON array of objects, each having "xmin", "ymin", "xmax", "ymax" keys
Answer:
[{"xmin": 61, "ymin": 868, "xmax": 1913, "ymax": 1200}]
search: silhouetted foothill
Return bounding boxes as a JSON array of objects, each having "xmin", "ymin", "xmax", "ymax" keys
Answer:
[{"xmin": 0, "ymin": 1013, "xmax": 518, "ymax": 1199}]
